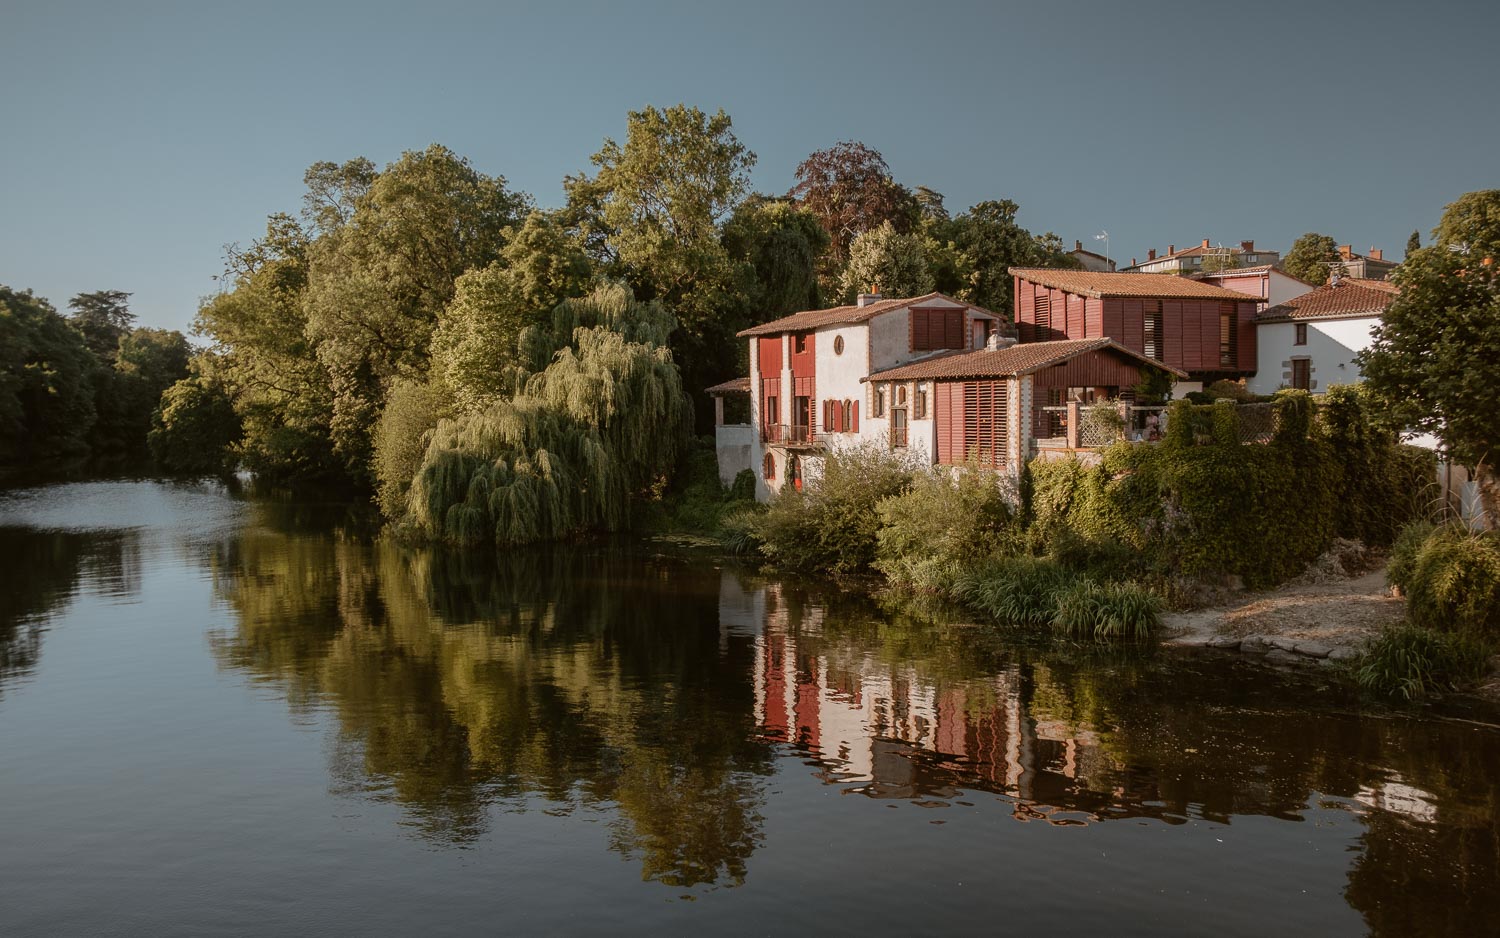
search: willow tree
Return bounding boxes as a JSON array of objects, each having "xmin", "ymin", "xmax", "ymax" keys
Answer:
[{"xmin": 403, "ymin": 283, "xmax": 692, "ymax": 546}]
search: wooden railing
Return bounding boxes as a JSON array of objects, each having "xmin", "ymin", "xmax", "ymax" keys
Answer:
[{"xmin": 762, "ymin": 424, "xmax": 822, "ymax": 447}]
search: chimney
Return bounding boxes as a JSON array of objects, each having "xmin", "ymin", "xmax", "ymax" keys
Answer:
[
  {"xmin": 1131, "ymin": 257, "xmax": 1137, "ymax": 267},
  {"xmin": 986, "ymin": 332, "xmax": 1018, "ymax": 351},
  {"xmin": 857, "ymin": 284, "xmax": 882, "ymax": 307},
  {"xmin": 1370, "ymin": 248, "xmax": 1383, "ymax": 261},
  {"xmin": 1147, "ymin": 248, "xmax": 1157, "ymax": 261},
  {"xmin": 1168, "ymin": 244, "xmax": 1175, "ymax": 255},
  {"xmin": 1339, "ymin": 244, "xmax": 1353, "ymax": 260},
  {"xmin": 1075, "ymin": 239, "xmax": 1083, "ymax": 251},
  {"xmin": 1202, "ymin": 238, "xmax": 1211, "ymax": 249},
  {"xmin": 1240, "ymin": 240, "xmax": 1254, "ymax": 252}
]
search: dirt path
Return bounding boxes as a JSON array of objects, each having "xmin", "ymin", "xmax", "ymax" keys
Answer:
[{"xmin": 1163, "ymin": 564, "xmax": 1402, "ymax": 660}]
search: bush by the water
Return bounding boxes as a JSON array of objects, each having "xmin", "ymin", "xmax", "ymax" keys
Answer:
[
  {"xmin": 750, "ymin": 441, "xmax": 919, "ymax": 575},
  {"xmin": 1355, "ymin": 623, "xmax": 1490, "ymax": 701},
  {"xmin": 1389, "ymin": 522, "xmax": 1500, "ymax": 637},
  {"xmin": 873, "ymin": 462, "xmax": 1019, "ymax": 591},
  {"xmin": 952, "ymin": 555, "xmax": 1070, "ymax": 628},
  {"xmin": 1050, "ymin": 580, "xmax": 1161, "ymax": 641}
]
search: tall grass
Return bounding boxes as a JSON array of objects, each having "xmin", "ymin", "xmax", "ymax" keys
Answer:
[
  {"xmin": 951, "ymin": 556, "xmax": 1159, "ymax": 640},
  {"xmin": 1051, "ymin": 580, "xmax": 1161, "ymax": 641},
  {"xmin": 1354, "ymin": 623, "xmax": 1490, "ymax": 701}
]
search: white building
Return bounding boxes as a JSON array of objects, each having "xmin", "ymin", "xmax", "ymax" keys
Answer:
[
  {"xmin": 1247, "ymin": 277, "xmax": 1398, "ymax": 396},
  {"xmin": 1192, "ymin": 264, "xmax": 1317, "ymax": 313},
  {"xmin": 1121, "ymin": 239, "xmax": 1279, "ymax": 275}
]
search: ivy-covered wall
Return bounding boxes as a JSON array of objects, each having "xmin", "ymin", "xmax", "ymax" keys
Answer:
[{"xmin": 1029, "ymin": 390, "xmax": 1428, "ymax": 588}]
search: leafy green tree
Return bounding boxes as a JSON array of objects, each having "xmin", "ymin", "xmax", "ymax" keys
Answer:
[
  {"xmin": 722, "ymin": 197, "xmax": 828, "ymax": 320},
  {"xmin": 1361, "ymin": 190, "xmax": 1500, "ymax": 473},
  {"xmin": 1281, "ymin": 232, "xmax": 1341, "ymax": 285},
  {"xmin": 148, "ymin": 360, "xmax": 242, "ymax": 474},
  {"xmin": 303, "ymin": 144, "xmax": 530, "ymax": 477},
  {"xmin": 840, "ymin": 221, "xmax": 933, "ymax": 300},
  {"xmin": 942, "ymin": 200, "xmax": 1080, "ymax": 313},
  {"xmin": 1406, "ymin": 229, "xmax": 1421, "ymax": 258},
  {"xmin": 0, "ymin": 286, "xmax": 97, "ymax": 465},
  {"xmin": 565, "ymin": 104, "xmax": 754, "ymax": 416},
  {"xmin": 89, "ymin": 327, "xmax": 193, "ymax": 461},
  {"xmin": 67, "ymin": 290, "xmax": 134, "ymax": 361}
]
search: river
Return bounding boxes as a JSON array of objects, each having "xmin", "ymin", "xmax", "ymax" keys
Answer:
[{"xmin": 1, "ymin": 479, "xmax": 1496, "ymax": 936}]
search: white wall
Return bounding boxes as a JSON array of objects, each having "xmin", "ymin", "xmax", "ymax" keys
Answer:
[
  {"xmin": 714, "ymin": 425, "xmax": 753, "ymax": 486},
  {"xmin": 1248, "ymin": 316, "xmax": 1379, "ymax": 395}
]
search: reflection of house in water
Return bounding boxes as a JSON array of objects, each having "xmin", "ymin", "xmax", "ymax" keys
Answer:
[{"xmin": 735, "ymin": 577, "xmax": 1118, "ymax": 821}]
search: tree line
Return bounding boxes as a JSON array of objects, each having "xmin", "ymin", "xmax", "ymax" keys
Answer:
[{"xmin": 0, "ymin": 287, "xmax": 189, "ymax": 470}]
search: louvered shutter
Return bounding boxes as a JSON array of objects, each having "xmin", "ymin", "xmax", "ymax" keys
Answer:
[{"xmin": 852, "ymin": 401, "xmax": 859, "ymax": 433}]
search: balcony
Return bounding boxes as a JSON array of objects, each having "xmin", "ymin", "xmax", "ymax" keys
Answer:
[{"xmin": 762, "ymin": 424, "xmax": 826, "ymax": 450}]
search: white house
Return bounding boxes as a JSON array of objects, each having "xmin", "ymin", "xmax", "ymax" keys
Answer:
[
  {"xmin": 1121, "ymin": 239, "xmax": 1279, "ymax": 274},
  {"xmin": 1246, "ymin": 277, "xmax": 1398, "ymax": 395}
]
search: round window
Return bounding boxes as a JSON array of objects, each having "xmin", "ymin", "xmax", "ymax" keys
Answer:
[{"xmin": 833, "ymin": 335, "xmax": 845, "ymax": 355}]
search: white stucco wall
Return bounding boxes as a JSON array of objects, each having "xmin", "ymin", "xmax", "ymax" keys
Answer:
[
  {"xmin": 714, "ymin": 424, "xmax": 754, "ymax": 486},
  {"xmin": 1248, "ymin": 316, "xmax": 1379, "ymax": 395}
]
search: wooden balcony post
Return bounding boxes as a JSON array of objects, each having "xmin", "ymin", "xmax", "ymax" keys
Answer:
[{"xmin": 1066, "ymin": 400, "xmax": 1081, "ymax": 449}]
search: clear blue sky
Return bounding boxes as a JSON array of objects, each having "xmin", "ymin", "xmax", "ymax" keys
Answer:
[{"xmin": 2, "ymin": 0, "xmax": 1493, "ymax": 333}]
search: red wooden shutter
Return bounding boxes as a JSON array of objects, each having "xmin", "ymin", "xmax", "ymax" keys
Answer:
[
  {"xmin": 944, "ymin": 309, "xmax": 964, "ymax": 348},
  {"xmin": 851, "ymin": 401, "xmax": 859, "ymax": 432},
  {"xmin": 911, "ymin": 308, "xmax": 930, "ymax": 350}
]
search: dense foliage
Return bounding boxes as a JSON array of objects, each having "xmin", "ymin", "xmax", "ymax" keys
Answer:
[
  {"xmin": 1361, "ymin": 189, "xmax": 1500, "ymax": 473},
  {"xmin": 1280, "ymin": 232, "xmax": 1340, "ymax": 285},
  {"xmin": 0, "ymin": 285, "xmax": 190, "ymax": 470}
]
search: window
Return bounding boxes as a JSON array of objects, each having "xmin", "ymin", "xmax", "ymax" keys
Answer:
[
  {"xmin": 841, "ymin": 399, "xmax": 855, "ymax": 432},
  {"xmin": 1291, "ymin": 358, "xmax": 1311, "ymax": 391},
  {"xmin": 764, "ymin": 394, "xmax": 779, "ymax": 425},
  {"xmin": 891, "ymin": 408, "xmax": 908, "ymax": 448},
  {"xmin": 1143, "ymin": 301, "xmax": 1163, "ymax": 361},
  {"xmin": 914, "ymin": 386, "xmax": 927, "ymax": 420},
  {"xmin": 794, "ymin": 332, "xmax": 809, "ymax": 354},
  {"xmin": 1219, "ymin": 304, "xmax": 1237, "ymax": 368},
  {"xmin": 897, "ymin": 385, "xmax": 907, "ymax": 406},
  {"xmin": 833, "ymin": 335, "xmax": 845, "ymax": 355},
  {"xmin": 763, "ymin": 452, "xmax": 775, "ymax": 480},
  {"xmin": 911, "ymin": 307, "xmax": 965, "ymax": 351},
  {"xmin": 1295, "ymin": 323, "xmax": 1308, "ymax": 346},
  {"xmin": 873, "ymin": 385, "xmax": 885, "ymax": 417}
]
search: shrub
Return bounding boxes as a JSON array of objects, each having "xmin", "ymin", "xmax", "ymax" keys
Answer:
[
  {"xmin": 373, "ymin": 379, "xmax": 445, "ymax": 518},
  {"xmin": 751, "ymin": 441, "xmax": 918, "ymax": 575},
  {"xmin": 952, "ymin": 555, "xmax": 1070, "ymax": 627},
  {"xmin": 718, "ymin": 507, "xmax": 763, "ymax": 555},
  {"xmin": 1387, "ymin": 519, "xmax": 1437, "ymax": 594},
  {"xmin": 1354, "ymin": 623, "xmax": 1490, "ymax": 701},
  {"xmin": 1205, "ymin": 379, "xmax": 1256, "ymax": 403},
  {"xmin": 874, "ymin": 463, "xmax": 1019, "ymax": 591},
  {"xmin": 1050, "ymin": 580, "xmax": 1160, "ymax": 641},
  {"xmin": 1403, "ymin": 524, "xmax": 1500, "ymax": 637}
]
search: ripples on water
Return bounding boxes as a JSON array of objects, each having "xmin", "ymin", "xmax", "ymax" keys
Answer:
[{"xmin": 0, "ymin": 479, "xmax": 1497, "ymax": 936}]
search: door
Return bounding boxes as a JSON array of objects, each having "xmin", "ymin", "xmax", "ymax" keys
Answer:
[{"xmin": 794, "ymin": 396, "xmax": 811, "ymax": 442}]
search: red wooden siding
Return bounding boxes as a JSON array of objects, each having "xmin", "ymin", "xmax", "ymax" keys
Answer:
[
  {"xmin": 911, "ymin": 307, "xmax": 966, "ymax": 351},
  {"xmin": 934, "ymin": 380, "xmax": 1008, "ymax": 468},
  {"xmin": 789, "ymin": 331, "xmax": 815, "ymax": 381},
  {"xmin": 1032, "ymin": 349, "xmax": 1149, "ymax": 393},
  {"xmin": 758, "ymin": 336, "xmax": 783, "ymax": 379}
]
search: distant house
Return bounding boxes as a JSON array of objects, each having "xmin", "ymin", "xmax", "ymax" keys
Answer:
[
  {"xmin": 1121, "ymin": 239, "xmax": 1279, "ymax": 275},
  {"xmin": 1192, "ymin": 264, "xmax": 1318, "ymax": 313},
  {"xmin": 1246, "ymin": 277, "xmax": 1399, "ymax": 396},
  {"xmin": 1332, "ymin": 245, "xmax": 1399, "ymax": 281},
  {"xmin": 864, "ymin": 338, "xmax": 1185, "ymax": 470},
  {"xmin": 733, "ymin": 292, "xmax": 1003, "ymax": 498},
  {"xmin": 1010, "ymin": 267, "xmax": 1261, "ymax": 392},
  {"xmin": 1068, "ymin": 240, "xmax": 1116, "ymax": 272}
]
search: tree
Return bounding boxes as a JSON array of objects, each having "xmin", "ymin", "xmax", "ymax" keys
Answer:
[
  {"xmin": 941, "ymin": 200, "xmax": 1080, "ymax": 313},
  {"xmin": 564, "ymin": 104, "xmax": 755, "ymax": 418},
  {"xmin": 1360, "ymin": 190, "xmax": 1500, "ymax": 473},
  {"xmin": 722, "ymin": 197, "xmax": 829, "ymax": 320},
  {"xmin": 1282, "ymin": 232, "xmax": 1341, "ymax": 285},
  {"xmin": 90, "ymin": 327, "xmax": 192, "ymax": 461},
  {"xmin": 789, "ymin": 141, "xmax": 915, "ymax": 270},
  {"xmin": 1406, "ymin": 230, "xmax": 1421, "ymax": 258},
  {"xmin": 149, "ymin": 362, "xmax": 243, "ymax": 474},
  {"xmin": 67, "ymin": 290, "xmax": 135, "ymax": 361},
  {"xmin": 0, "ymin": 286, "xmax": 97, "ymax": 465},
  {"xmin": 840, "ymin": 221, "xmax": 933, "ymax": 300}
]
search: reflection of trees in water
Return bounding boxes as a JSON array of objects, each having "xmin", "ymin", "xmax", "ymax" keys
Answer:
[
  {"xmin": 0, "ymin": 527, "xmax": 137, "ymax": 694},
  {"xmin": 752, "ymin": 575, "xmax": 1500, "ymax": 931},
  {"xmin": 206, "ymin": 513, "xmax": 770, "ymax": 886}
]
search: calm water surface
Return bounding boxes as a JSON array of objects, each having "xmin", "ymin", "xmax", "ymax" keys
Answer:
[{"xmin": 1, "ymin": 480, "xmax": 1498, "ymax": 936}]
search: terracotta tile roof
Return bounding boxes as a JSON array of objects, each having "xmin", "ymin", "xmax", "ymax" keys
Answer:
[
  {"xmin": 736, "ymin": 292, "xmax": 999, "ymax": 337},
  {"xmin": 704, "ymin": 376, "xmax": 751, "ymax": 394},
  {"xmin": 1121, "ymin": 244, "xmax": 1281, "ymax": 270},
  {"xmin": 1257, "ymin": 278, "xmax": 1398, "ymax": 323},
  {"xmin": 1009, "ymin": 268, "xmax": 1263, "ymax": 302},
  {"xmin": 864, "ymin": 338, "xmax": 1187, "ymax": 382},
  {"xmin": 1191, "ymin": 265, "xmax": 1321, "ymax": 288}
]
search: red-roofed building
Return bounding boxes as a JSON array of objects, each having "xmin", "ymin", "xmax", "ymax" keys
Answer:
[
  {"xmin": 1121, "ymin": 239, "xmax": 1280, "ymax": 274},
  {"xmin": 1246, "ymin": 277, "xmax": 1399, "ymax": 395},
  {"xmin": 1010, "ymin": 267, "xmax": 1261, "ymax": 389}
]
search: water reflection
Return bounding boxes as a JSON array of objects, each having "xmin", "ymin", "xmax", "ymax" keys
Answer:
[
  {"xmin": 5, "ymin": 480, "xmax": 1497, "ymax": 932},
  {"xmin": 206, "ymin": 507, "xmax": 771, "ymax": 884}
]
